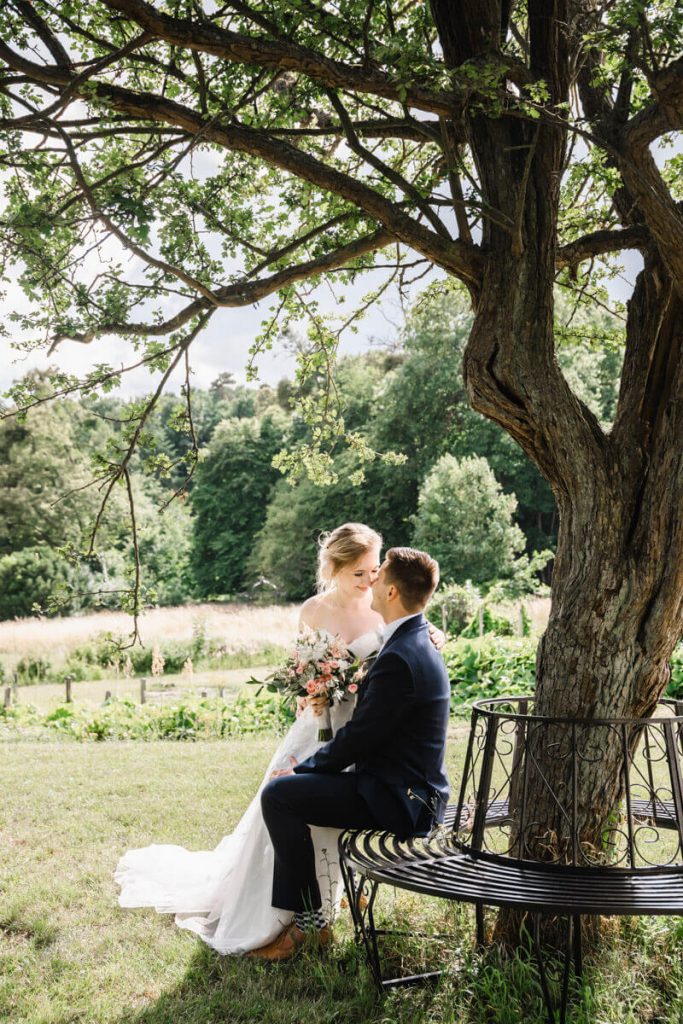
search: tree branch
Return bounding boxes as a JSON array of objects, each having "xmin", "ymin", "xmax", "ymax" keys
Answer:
[
  {"xmin": 325, "ymin": 89, "xmax": 451, "ymax": 240},
  {"xmin": 622, "ymin": 57, "xmax": 683, "ymax": 151},
  {"xmin": 9, "ymin": 0, "xmax": 72, "ymax": 68},
  {"xmin": 0, "ymin": 42, "xmax": 483, "ymax": 288},
  {"xmin": 49, "ymin": 226, "xmax": 396, "ymax": 347},
  {"xmin": 267, "ymin": 118, "xmax": 441, "ymax": 142},
  {"xmin": 99, "ymin": 0, "xmax": 460, "ymax": 116},
  {"xmin": 556, "ymin": 224, "xmax": 650, "ymax": 270}
]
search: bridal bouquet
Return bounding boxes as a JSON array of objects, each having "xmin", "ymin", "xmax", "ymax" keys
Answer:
[{"xmin": 249, "ymin": 627, "xmax": 361, "ymax": 741}]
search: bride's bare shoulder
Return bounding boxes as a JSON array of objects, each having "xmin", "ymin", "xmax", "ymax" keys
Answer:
[{"xmin": 298, "ymin": 593, "xmax": 329, "ymax": 630}]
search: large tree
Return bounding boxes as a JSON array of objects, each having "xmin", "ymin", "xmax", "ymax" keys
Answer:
[{"xmin": 1, "ymin": 1, "xmax": 683, "ymax": 895}]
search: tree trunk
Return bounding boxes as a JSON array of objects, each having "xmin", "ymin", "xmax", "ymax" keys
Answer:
[{"xmin": 430, "ymin": 0, "xmax": 683, "ymax": 944}]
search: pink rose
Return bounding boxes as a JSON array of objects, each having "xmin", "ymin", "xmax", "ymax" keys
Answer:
[
  {"xmin": 348, "ymin": 683, "xmax": 358, "ymax": 694},
  {"xmin": 306, "ymin": 681, "xmax": 317, "ymax": 694}
]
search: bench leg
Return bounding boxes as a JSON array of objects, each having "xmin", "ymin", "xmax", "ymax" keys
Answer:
[
  {"xmin": 339, "ymin": 856, "xmax": 362, "ymax": 937},
  {"xmin": 531, "ymin": 913, "xmax": 578, "ymax": 1024},
  {"xmin": 340, "ymin": 865, "xmax": 384, "ymax": 989},
  {"xmin": 475, "ymin": 903, "xmax": 485, "ymax": 947}
]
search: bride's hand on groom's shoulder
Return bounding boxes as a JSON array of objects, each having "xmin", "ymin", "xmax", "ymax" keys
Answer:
[
  {"xmin": 428, "ymin": 623, "xmax": 446, "ymax": 651},
  {"xmin": 270, "ymin": 756, "xmax": 299, "ymax": 779}
]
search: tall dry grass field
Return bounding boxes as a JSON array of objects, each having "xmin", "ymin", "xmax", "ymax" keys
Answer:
[{"xmin": 0, "ymin": 602, "xmax": 300, "ymax": 663}]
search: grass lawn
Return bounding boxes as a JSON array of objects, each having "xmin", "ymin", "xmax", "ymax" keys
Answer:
[{"xmin": 2, "ymin": 731, "xmax": 683, "ymax": 1024}]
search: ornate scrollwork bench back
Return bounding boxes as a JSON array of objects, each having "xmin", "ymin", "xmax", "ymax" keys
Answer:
[
  {"xmin": 339, "ymin": 697, "xmax": 683, "ymax": 1023},
  {"xmin": 455, "ymin": 697, "xmax": 683, "ymax": 871}
]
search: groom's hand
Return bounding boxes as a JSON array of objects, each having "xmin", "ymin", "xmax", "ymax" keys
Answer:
[{"xmin": 270, "ymin": 755, "xmax": 298, "ymax": 779}]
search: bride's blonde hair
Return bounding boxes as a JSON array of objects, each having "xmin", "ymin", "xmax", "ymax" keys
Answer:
[{"xmin": 317, "ymin": 522, "xmax": 382, "ymax": 592}]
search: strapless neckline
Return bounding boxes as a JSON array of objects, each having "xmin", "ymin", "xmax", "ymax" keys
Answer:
[{"xmin": 344, "ymin": 629, "xmax": 382, "ymax": 660}]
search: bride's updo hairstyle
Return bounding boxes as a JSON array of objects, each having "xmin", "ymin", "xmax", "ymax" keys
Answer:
[{"xmin": 317, "ymin": 522, "xmax": 382, "ymax": 592}]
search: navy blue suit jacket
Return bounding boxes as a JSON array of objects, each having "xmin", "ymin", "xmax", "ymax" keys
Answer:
[{"xmin": 293, "ymin": 613, "xmax": 451, "ymax": 837}]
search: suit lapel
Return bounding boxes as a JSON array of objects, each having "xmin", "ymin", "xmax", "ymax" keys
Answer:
[{"xmin": 357, "ymin": 614, "xmax": 425, "ymax": 703}]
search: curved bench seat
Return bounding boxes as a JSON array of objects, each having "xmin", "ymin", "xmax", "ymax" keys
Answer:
[{"xmin": 341, "ymin": 827, "xmax": 683, "ymax": 917}]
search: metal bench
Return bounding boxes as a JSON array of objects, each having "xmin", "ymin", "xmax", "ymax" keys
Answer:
[{"xmin": 339, "ymin": 697, "xmax": 683, "ymax": 1024}]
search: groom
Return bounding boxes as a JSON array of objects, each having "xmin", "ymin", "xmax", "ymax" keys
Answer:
[{"xmin": 250, "ymin": 546, "xmax": 451, "ymax": 961}]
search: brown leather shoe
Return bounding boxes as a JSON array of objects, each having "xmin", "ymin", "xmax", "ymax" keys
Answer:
[
  {"xmin": 340, "ymin": 894, "xmax": 368, "ymax": 912},
  {"xmin": 246, "ymin": 923, "xmax": 332, "ymax": 962}
]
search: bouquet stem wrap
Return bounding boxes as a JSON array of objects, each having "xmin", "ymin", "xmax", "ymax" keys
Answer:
[{"xmin": 317, "ymin": 705, "xmax": 333, "ymax": 743}]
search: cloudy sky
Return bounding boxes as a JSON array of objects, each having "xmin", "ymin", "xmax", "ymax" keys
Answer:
[
  {"xmin": 1, "ymin": 263, "xmax": 412, "ymax": 394},
  {"xmin": 1, "ymin": 249, "xmax": 644, "ymax": 404}
]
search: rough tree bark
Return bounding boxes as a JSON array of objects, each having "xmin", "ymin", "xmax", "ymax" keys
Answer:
[{"xmin": 430, "ymin": 0, "xmax": 683, "ymax": 938}]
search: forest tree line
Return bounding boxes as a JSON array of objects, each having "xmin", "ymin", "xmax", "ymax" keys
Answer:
[{"xmin": 0, "ymin": 286, "xmax": 622, "ymax": 618}]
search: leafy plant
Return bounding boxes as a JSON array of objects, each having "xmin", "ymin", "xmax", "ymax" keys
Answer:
[{"xmin": 15, "ymin": 655, "xmax": 53, "ymax": 685}]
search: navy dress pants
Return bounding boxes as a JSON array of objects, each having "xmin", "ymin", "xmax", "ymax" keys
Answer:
[{"xmin": 261, "ymin": 772, "xmax": 392, "ymax": 913}]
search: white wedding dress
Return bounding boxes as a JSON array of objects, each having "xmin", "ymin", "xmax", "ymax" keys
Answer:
[{"xmin": 114, "ymin": 630, "xmax": 380, "ymax": 954}]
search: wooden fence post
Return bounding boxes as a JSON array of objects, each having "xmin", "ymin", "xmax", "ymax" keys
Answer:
[
  {"xmin": 104, "ymin": 690, "xmax": 112, "ymax": 704},
  {"xmin": 3, "ymin": 686, "xmax": 11, "ymax": 709},
  {"xmin": 140, "ymin": 677, "xmax": 146, "ymax": 704},
  {"xmin": 11, "ymin": 672, "xmax": 18, "ymax": 702},
  {"xmin": 218, "ymin": 687, "xmax": 225, "ymax": 699},
  {"xmin": 65, "ymin": 676, "xmax": 72, "ymax": 703}
]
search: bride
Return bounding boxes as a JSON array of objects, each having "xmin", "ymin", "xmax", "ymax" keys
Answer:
[{"xmin": 115, "ymin": 522, "xmax": 389, "ymax": 954}]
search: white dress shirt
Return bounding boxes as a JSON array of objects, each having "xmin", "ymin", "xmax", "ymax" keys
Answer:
[{"xmin": 379, "ymin": 612, "xmax": 422, "ymax": 650}]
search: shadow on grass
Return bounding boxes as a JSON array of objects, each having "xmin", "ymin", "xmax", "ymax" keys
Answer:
[
  {"xmin": 106, "ymin": 938, "xmax": 391, "ymax": 1024},
  {"xmin": 87, "ymin": 927, "xmax": 578, "ymax": 1024},
  {"xmin": 0, "ymin": 910, "xmax": 58, "ymax": 950}
]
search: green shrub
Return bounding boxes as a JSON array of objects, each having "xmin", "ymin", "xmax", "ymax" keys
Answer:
[
  {"xmin": 445, "ymin": 638, "xmax": 683, "ymax": 713},
  {"xmin": 428, "ymin": 582, "xmax": 481, "ymax": 636},
  {"xmin": 0, "ymin": 692, "xmax": 292, "ymax": 741},
  {"xmin": 460, "ymin": 606, "xmax": 516, "ymax": 638},
  {"xmin": 668, "ymin": 646, "xmax": 683, "ymax": 698},
  {"xmin": 444, "ymin": 636, "xmax": 537, "ymax": 713},
  {"xmin": 15, "ymin": 655, "xmax": 53, "ymax": 685},
  {"xmin": 55, "ymin": 659, "xmax": 101, "ymax": 684},
  {"xmin": 70, "ymin": 631, "xmax": 287, "ymax": 678},
  {"xmin": 71, "ymin": 632, "xmax": 125, "ymax": 668},
  {"xmin": 137, "ymin": 640, "xmax": 191, "ymax": 675}
]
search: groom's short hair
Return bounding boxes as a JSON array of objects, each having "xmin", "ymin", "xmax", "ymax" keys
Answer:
[{"xmin": 384, "ymin": 547, "xmax": 439, "ymax": 611}]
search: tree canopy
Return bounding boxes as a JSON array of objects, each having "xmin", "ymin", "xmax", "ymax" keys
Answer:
[{"xmin": 0, "ymin": 0, "xmax": 682, "ymax": 728}]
